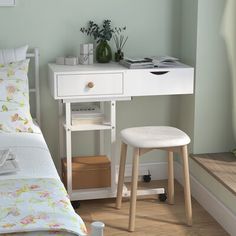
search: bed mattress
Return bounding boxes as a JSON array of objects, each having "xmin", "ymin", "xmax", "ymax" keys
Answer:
[
  {"xmin": 0, "ymin": 132, "xmax": 59, "ymax": 180},
  {"xmin": 0, "ymin": 132, "xmax": 86, "ymax": 236}
]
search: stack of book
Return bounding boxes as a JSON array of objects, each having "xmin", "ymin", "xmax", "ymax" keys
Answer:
[
  {"xmin": 71, "ymin": 103, "xmax": 104, "ymax": 125},
  {"xmin": 119, "ymin": 58, "xmax": 154, "ymax": 69},
  {"xmin": 120, "ymin": 56, "xmax": 181, "ymax": 69},
  {"xmin": 145, "ymin": 56, "xmax": 180, "ymax": 67}
]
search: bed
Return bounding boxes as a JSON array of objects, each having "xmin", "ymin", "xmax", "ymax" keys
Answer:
[{"xmin": 0, "ymin": 47, "xmax": 104, "ymax": 236}]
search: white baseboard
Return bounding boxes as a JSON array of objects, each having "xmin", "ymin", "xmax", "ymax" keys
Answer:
[{"xmin": 174, "ymin": 162, "xmax": 236, "ymax": 236}]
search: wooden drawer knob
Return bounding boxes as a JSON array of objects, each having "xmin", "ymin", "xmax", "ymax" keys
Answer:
[{"xmin": 87, "ymin": 82, "xmax": 94, "ymax": 88}]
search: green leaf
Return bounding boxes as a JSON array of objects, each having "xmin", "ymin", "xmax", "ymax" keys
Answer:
[{"xmin": 2, "ymin": 105, "xmax": 8, "ymax": 112}]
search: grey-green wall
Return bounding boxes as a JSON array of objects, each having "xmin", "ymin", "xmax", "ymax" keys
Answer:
[
  {"xmin": 180, "ymin": 0, "xmax": 235, "ymax": 154},
  {"xmin": 0, "ymin": 0, "xmax": 182, "ymax": 165},
  {"xmin": 178, "ymin": 0, "xmax": 198, "ymax": 152},
  {"xmin": 179, "ymin": 0, "xmax": 236, "ymax": 216},
  {"xmin": 193, "ymin": 0, "xmax": 235, "ymax": 153}
]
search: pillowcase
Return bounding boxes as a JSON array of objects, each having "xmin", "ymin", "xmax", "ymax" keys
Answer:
[
  {"xmin": 0, "ymin": 45, "xmax": 28, "ymax": 65},
  {"xmin": 0, "ymin": 59, "xmax": 39, "ymax": 133}
]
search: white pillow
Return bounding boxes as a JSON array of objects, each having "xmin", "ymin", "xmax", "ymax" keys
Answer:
[
  {"xmin": 0, "ymin": 59, "xmax": 40, "ymax": 133},
  {"xmin": 0, "ymin": 45, "xmax": 28, "ymax": 65}
]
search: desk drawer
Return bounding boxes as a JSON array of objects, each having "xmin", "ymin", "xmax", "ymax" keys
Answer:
[
  {"xmin": 124, "ymin": 68, "xmax": 194, "ymax": 96},
  {"xmin": 57, "ymin": 73, "xmax": 123, "ymax": 97}
]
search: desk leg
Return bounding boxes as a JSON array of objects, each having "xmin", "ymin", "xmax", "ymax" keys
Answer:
[
  {"xmin": 65, "ymin": 102, "xmax": 72, "ymax": 197},
  {"xmin": 58, "ymin": 100, "xmax": 64, "ymax": 176},
  {"xmin": 110, "ymin": 101, "xmax": 116, "ymax": 194},
  {"xmin": 99, "ymin": 102, "xmax": 105, "ymax": 155}
]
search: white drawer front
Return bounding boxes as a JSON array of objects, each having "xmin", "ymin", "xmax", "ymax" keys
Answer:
[
  {"xmin": 124, "ymin": 68, "xmax": 194, "ymax": 96},
  {"xmin": 57, "ymin": 73, "xmax": 123, "ymax": 97}
]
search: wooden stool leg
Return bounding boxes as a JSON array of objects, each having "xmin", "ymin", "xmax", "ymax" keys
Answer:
[
  {"xmin": 116, "ymin": 142, "xmax": 128, "ymax": 209},
  {"xmin": 181, "ymin": 145, "xmax": 192, "ymax": 226},
  {"xmin": 129, "ymin": 148, "xmax": 140, "ymax": 232},
  {"xmin": 168, "ymin": 151, "xmax": 174, "ymax": 204}
]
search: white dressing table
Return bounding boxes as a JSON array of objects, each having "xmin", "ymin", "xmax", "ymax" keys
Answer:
[{"xmin": 48, "ymin": 62, "xmax": 194, "ymax": 201}]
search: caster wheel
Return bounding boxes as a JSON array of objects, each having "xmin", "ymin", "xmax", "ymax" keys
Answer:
[
  {"xmin": 159, "ymin": 193, "xmax": 167, "ymax": 202},
  {"xmin": 71, "ymin": 200, "xmax": 81, "ymax": 209},
  {"xmin": 143, "ymin": 170, "xmax": 151, "ymax": 183}
]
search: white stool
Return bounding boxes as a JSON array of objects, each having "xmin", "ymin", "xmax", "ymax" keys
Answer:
[{"xmin": 116, "ymin": 126, "xmax": 192, "ymax": 232}]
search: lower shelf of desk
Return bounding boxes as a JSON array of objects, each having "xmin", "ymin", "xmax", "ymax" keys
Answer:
[
  {"xmin": 63, "ymin": 123, "xmax": 112, "ymax": 131},
  {"xmin": 70, "ymin": 187, "xmax": 115, "ymax": 201},
  {"xmin": 69, "ymin": 184, "xmax": 165, "ymax": 201}
]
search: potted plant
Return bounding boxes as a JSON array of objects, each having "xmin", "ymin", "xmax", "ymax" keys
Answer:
[{"xmin": 80, "ymin": 20, "xmax": 114, "ymax": 63}]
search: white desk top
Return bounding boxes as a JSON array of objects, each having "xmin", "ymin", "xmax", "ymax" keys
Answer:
[{"xmin": 48, "ymin": 61, "xmax": 191, "ymax": 74}]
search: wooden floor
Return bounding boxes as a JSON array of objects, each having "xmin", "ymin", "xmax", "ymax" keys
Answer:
[
  {"xmin": 76, "ymin": 180, "xmax": 229, "ymax": 236},
  {"xmin": 191, "ymin": 152, "xmax": 236, "ymax": 195}
]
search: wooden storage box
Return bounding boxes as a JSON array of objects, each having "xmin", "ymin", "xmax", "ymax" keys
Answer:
[{"xmin": 62, "ymin": 155, "xmax": 111, "ymax": 189}]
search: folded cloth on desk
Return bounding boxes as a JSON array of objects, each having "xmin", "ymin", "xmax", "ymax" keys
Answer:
[{"xmin": 0, "ymin": 178, "xmax": 87, "ymax": 236}]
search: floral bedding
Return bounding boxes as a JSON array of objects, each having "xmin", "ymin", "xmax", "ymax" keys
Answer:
[
  {"xmin": 0, "ymin": 178, "xmax": 87, "ymax": 236},
  {"xmin": 0, "ymin": 59, "xmax": 39, "ymax": 133}
]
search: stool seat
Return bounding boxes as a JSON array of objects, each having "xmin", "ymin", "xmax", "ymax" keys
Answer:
[{"xmin": 121, "ymin": 126, "xmax": 191, "ymax": 148}]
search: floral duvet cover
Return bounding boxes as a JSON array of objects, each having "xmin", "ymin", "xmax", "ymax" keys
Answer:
[{"xmin": 0, "ymin": 178, "xmax": 87, "ymax": 236}]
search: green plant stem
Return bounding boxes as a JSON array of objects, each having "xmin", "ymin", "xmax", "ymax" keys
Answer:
[{"xmin": 121, "ymin": 36, "xmax": 128, "ymax": 50}]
